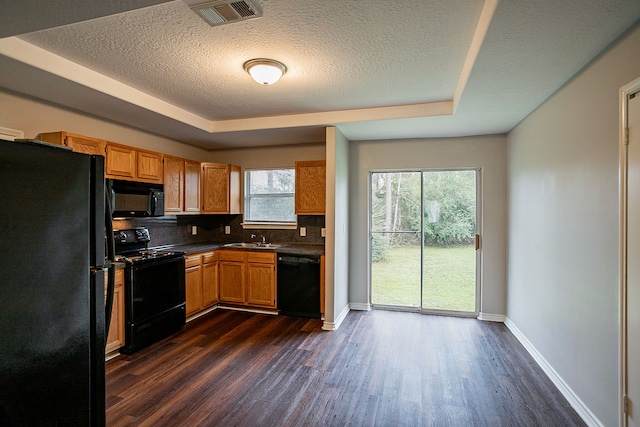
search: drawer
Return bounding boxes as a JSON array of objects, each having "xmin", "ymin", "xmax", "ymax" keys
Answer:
[
  {"xmin": 219, "ymin": 250, "xmax": 246, "ymax": 262},
  {"xmin": 185, "ymin": 254, "xmax": 202, "ymax": 268},
  {"xmin": 247, "ymin": 251, "xmax": 276, "ymax": 264},
  {"xmin": 202, "ymin": 251, "xmax": 217, "ymax": 264}
]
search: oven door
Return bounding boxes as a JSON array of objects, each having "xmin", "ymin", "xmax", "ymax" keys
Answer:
[
  {"xmin": 122, "ymin": 256, "xmax": 186, "ymax": 353},
  {"xmin": 128, "ymin": 256, "xmax": 185, "ymax": 322}
]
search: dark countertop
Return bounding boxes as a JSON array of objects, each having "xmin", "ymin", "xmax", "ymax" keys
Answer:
[{"xmin": 153, "ymin": 242, "xmax": 325, "ymax": 257}]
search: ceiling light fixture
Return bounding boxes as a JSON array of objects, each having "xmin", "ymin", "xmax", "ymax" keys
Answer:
[{"xmin": 243, "ymin": 58, "xmax": 287, "ymax": 85}]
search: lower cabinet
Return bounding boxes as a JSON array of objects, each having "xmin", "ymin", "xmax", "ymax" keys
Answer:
[
  {"xmin": 185, "ymin": 251, "xmax": 219, "ymax": 317},
  {"xmin": 183, "ymin": 249, "xmax": 283, "ymax": 316},
  {"xmin": 219, "ymin": 252, "xmax": 245, "ymax": 304},
  {"xmin": 105, "ymin": 269, "xmax": 125, "ymax": 354},
  {"xmin": 202, "ymin": 252, "xmax": 219, "ymax": 307},
  {"xmin": 219, "ymin": 250, "xmax": 276, "ymax": 309}
]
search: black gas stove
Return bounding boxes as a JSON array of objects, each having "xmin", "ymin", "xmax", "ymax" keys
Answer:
[{"xmin": 113, "ymin": 227, "xmax": 186, "ymax": 354}]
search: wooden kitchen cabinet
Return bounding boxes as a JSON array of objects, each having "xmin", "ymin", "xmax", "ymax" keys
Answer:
[
  {"xmin": 201, "ymin": 162, "xmax": 241, "ymax": 214},
  {"xmin": 185, "ymin": 254, "xmax": 203, "ymax": 316},
  {"xmin": 105, "ymin": 268, "xmax": 125, "ymax": 354},
  {"xmin": 202, "ymin": 252, "xmax": 219, "ymax": 307},
  {"xmin": 219, "ymin": 251, "xmax": 246, "ymax": 304},
  {"xmin": 105, "ymin": 142, "xmax": 163, "ymax": 184},
  {"xmin": 37, "ymin": 131, "xmax": 105, "ymax": 156},
  {"xmin": 164, "ymin": 156, "xmax": 184, "ymax": 213},
  {"xmin": 184, "ymin": 160, "xmax": 201, "ymax": 213},
  {"xmin": 137, "ymin": 149, "xmax": 164, "ymax": 183},
  {"xmin": 163, "ymin": 156, "xmax": 201, "ymax": 214},
  {"xmin": 219, "ymin": 250, "xmax": 276, "ymax": 309},
  {"xmin": 185, "ymin": 251, "xmax": 219, "ymax": 317},
  {"xmin": 105, "ymin": 143, "xmax": 136, "ymax": 179},
  {"xmin": 295, "ymin": 160, "xmax": 326, "ymax": 215},
  {"xmin": 246, "ymin": 252, "xmax": 277, "ymax": 308}
]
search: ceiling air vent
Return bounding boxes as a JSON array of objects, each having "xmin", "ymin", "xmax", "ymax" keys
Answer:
[{"xmin": 184, "ymin": 0, "xmax": 263, "ymax": 27}]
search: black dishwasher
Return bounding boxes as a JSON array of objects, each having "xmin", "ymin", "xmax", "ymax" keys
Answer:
[{"xmin": 277, "ymin": 254, "xmax": 321, "ymax": 318}]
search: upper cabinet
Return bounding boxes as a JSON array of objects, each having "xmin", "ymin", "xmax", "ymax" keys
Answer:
[
  {"xmin": 184, "ymin": 160, "xmax": 201, "ymax": 213},
  {"xmin": 201, "ymin": 162, "xmax": 241, "ymax": 214},
  {"xmin": 163, "ymin": 156, "xmax": 184, "ymax": 214},
  {"xmin": 295, "ymin": 160, "xmax": 326, "ymax": 215},
  {"xmin": 36, "ymin": 132, "xmax": 247, "ymax": 218},
  {"xmin": 37, "ymin": 131, "xmax": 105, "ymax": 156},
  {"xmin": 105, "ymin": 142, "xmax": 163, "ymax": 184},
  {"xmin": 164, "ymin": 156, "xmax": 201, "ymax": 215}
]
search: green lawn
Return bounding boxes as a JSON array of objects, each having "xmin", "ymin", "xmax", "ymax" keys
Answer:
[{"xmin": 371, "ymin": 245, "xmax": 476, "ymax": 311}]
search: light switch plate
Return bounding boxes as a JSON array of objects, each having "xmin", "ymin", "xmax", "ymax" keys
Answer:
[
  {"xmin": 300, "ymin": 227, "xmax": 306, "ymax": 237},
  {"xmin": 321, "ymin": 228, "xmax": 326, "ymax": 237},
  {"xmin": 191, "ymin": 225, "xmax": 197, "ymax": 235},
  {"xmin": 224, "ymin": 225, "xmax": 231, "ymax": 234}
]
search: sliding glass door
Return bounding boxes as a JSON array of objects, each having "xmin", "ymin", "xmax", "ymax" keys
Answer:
[
  {"xmin": 370, "ymin": 172, "xmax": 422, "ymax": 308},
  {"xmin": 370, "ymin": 170, "xmax": 478, "ymax": 314}
]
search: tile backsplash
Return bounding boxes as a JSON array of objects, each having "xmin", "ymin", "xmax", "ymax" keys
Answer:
[{"xmin": 113, "ymin": 215, "xmax": 325, "ymax": 247}]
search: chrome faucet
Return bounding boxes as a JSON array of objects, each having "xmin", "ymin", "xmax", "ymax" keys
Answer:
[{"xmin": 251, "ymin": 233, "xmax": 266, "ymax": 244}]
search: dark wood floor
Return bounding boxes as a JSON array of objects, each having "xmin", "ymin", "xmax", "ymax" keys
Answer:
[{"xmin": 106, "ymin": 309, "xmax": 586, "ymax": 426}]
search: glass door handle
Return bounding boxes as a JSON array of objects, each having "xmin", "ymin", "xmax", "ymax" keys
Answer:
[{"xmin": 475, "ymin": 234, "xmax": 480, "ymax": 250}]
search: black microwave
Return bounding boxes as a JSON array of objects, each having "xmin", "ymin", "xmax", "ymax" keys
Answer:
[{"xmin": 107, "ymin": 179, "xmax": 164, "ymax": 217}]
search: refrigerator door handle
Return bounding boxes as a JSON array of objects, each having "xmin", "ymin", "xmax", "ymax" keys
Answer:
[{"xmin": 104, "ymin": 185, "xmax": 116, "ymax": 341}]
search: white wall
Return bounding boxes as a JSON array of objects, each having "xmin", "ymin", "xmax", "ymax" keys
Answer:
[
  {"xmin": 323, "ymin": 127, "xmax": 350, "ymax": 330},
  {"xmin": 0, "ymin": 90, "xmax": 208, "ymax": 160},
  {"xmin": 348, "ymin": 135, "xmax": 508, "ymax": 317},
  {"xmin": 507, "ymin": 22, "xmax": 640, "ymax": 427},
  {"xmin": 208, "ymin": 143, "xmax": 325, "ymax": 169}
]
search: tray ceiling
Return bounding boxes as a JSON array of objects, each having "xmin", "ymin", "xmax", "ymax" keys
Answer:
[{"xmin": 0, "ymin": 0, "xmax": 639, "ymax": 149}]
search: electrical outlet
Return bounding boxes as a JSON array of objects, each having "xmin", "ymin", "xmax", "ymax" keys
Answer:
[
  {"xmin": 321, "ymin": 228, "xmax": 326, "ymax": 237},
  {"xmin": 191, "ymin": 225, "xmax": 197, "ymax": 235},
  {"xmin": 300, "ymin": 227, "xmax": 306, "ymax": 237},
  {"xmin": 224, "ymin": 225, "xmax": 231, "ymax": 235}
]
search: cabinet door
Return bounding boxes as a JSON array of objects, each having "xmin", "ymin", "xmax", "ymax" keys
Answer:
[
  {"xmin": 295, "ymin": 160, "xmax": 326, "ymax": 215},
  {"xmin": 184, "ymin": 160, "xmax": 201, "ymax": 213},
  {"xmin": 37, "ymin": 131, "xmax": 105, "ymax": 156},
  {"xmin": 203, "ymin": 258, "xmax": 219, "ymax": 307},
  {"xmin": 105, "ymin": 144, "xmax": 136, "ymax": 179},
  {"xmin": 105, "ymin": 269, "xmax": 125, "ymax": 354},
  {"xmin": 164, "ymin": 156, "xmax": 184, "ymax": 213},
  {"xmin": 201, "ymin": 163, "xmax": 230, "ymax": 213},
  {"xmin": 137, "ymin": 150, "xmax": 163, "ymax": 183},
  {"xmin": 185, "ymin": 255, "xmax": 203, "ymax": 316},
  {"xmin": 219, "ymin": 261, "xmax": 245, "ymax": 304},
  {"xmin": 66, "ymin": 134, "xmax": 105, "ymax": 156},
  {"xmin": 246, "ymin": 262, "xmax": 276, "ymax": 308}
]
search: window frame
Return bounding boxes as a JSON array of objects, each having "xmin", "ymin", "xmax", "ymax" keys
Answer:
[{"xmin": 242, "ymin": 168, "xmax": 297, "ymax": 230}]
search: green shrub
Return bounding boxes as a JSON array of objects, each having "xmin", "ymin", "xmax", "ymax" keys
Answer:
[{"xmin": 371, "ymin": 233, "xmax": 390, "ymax": 263}]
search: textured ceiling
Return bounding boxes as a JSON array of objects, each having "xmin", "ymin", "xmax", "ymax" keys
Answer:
[{"xmin": 0, "ymin": 0, "xmax": 639, "ymax": 149}]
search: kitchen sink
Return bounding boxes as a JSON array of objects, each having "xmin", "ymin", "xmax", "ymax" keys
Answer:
[{"xmin": 223, "ymin": 242, "xmax": 281, "ymax": 249}]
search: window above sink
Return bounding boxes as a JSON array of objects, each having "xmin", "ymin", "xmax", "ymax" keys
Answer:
[{"xmin": 243, "ymin": 168, "xmax": 297, "ymax": 230}]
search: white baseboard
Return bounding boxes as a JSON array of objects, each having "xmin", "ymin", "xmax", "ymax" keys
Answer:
[
  {"xmin": 186, "ymin": 305, "xmax": 218, "ymax": 322},
  {"xmin": 322, "ymin": 304, "xmax": 350, "ymax": 331},
  {"xmin": 349, "ymin": 302, "xmax": 371, "ymax": 311},
  {"xmin": 477, "ymin": 312, "xmax": 505, "ymax": 322},
  {"xmin": 504, "ymin": 317, "xmax": 603, "ymax": 427}
]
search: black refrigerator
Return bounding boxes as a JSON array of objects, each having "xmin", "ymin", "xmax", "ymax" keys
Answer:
[{"xmin": 0, "ymin": 138, "xmax": 110, "ymax": 426}]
